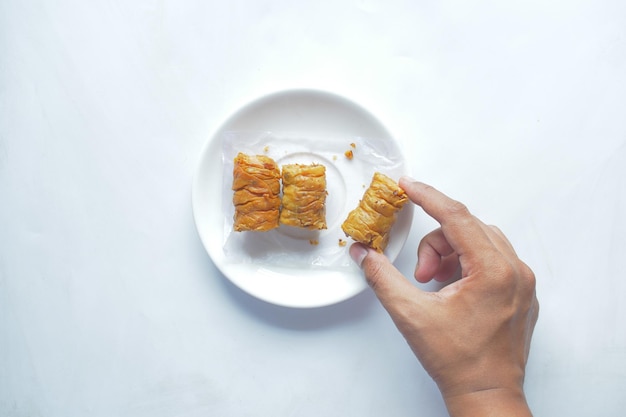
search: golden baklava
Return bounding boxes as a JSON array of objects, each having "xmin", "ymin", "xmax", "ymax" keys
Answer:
[{"xmin": 341, "ymin": 172, "xmax": 408, "ymax": 252}]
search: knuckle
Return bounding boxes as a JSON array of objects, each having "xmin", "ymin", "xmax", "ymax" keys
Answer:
[
  {"xmin": 519, "ymin": 262, "xmax": 537, "ymax": 289},
  {"xmin": 494, "ymin": 258, "xmax": 516, "ymax": 280},
  {"xmin": 443, "ymin": 199, "xmax": 470, "ymax": 218},
  {"xmin": 482, "ymin": 255, "xmax": 517, "ymax": 287},
  {"xmin": 488, "ymin": 224, "xmax": 503, "ymax": 235}
]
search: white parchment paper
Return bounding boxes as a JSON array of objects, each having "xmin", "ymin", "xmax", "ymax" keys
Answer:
[{"xmin": 221, "ymin": 131, "xmax": 407, "ymax": 269}]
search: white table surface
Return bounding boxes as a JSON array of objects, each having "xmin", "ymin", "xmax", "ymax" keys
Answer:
[{"xmin": 2, "ymin": 1, "xmax": 625, "ymax": 416}]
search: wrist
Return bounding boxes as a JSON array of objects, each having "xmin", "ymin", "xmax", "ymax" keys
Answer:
[{"xmin": 444, "ymin": 387, "xmax": 532, "ymax": 417}]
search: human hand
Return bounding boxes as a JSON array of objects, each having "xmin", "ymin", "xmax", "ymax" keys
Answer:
[{"xmin": 349, "ymin": 178, "xmax": 539, "ymax": 417}]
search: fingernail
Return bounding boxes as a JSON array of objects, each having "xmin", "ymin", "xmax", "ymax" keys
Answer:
[
  {"xmin": 399, "ymin": 176, "xmax": 416, "ymax": 185},
  {"xmin": 349, "ymin": 244, "xmax": 369, "ymax": 268}
]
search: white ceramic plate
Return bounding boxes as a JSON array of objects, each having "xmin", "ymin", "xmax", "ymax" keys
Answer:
[{"xmin": 192, "ymin": 89, "xmax": 413, "ymax": 308}]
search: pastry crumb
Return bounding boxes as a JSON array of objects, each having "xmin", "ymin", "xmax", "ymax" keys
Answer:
[
  {"xmin": 263, "ymin": 145, "xmax": 270, "ymax": 153},
  {"xmin": 350, "ymin": 142, "xmax": 356, "ymax": 148},
  {"xmin": 344, "ymin": 150, "xmax": 354, "ymax": 160},
  {"xmin": 309, "ymin": 239, "xmax": 319, "ymax": 246},
  {"xmin": 338, "ymin": 238, "xmax": 347, "ymax": 247},
  {"xmin": 332, "ymin": 155, "xmax": 338, "ymax": 161}
]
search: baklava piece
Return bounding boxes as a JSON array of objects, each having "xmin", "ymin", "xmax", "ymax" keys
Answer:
[
  {"xmin": 341, "ymin": 172, "xmax": 408, "ymax": 252},
  {"xmin": 232, "ymin": 152, "xmax": 281, "ymax": 232},
  {"xmin": 279, "ymin": 164, "xmax": 327, "ymax": 230}
]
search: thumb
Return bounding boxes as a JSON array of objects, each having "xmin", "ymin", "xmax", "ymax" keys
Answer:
[{"xmin": 350, "ymin": 243, "xmax": 426, "ymax": 312}]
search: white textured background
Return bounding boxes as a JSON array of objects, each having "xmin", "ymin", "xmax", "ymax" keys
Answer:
[{"xmin": 1, "ymin": 1, "xmax": 625, "ymax": 416}]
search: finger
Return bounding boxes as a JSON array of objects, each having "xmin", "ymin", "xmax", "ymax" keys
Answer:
[
  {"xmin": 399, "ymin": 178, "xmax": 497, "ymax": 263},
  {"xmin": 350, "ymin": 243, "xmax": 427, "ymax": 316},
  {"xmin": 414, "ymin": 228, "xmax": 455, "ymax": 283},
  {"xmin": 434, "ymin": 253, "xmax": 461, "ymax": 282}
]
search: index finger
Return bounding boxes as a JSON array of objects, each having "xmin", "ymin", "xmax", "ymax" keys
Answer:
[{"xmin": 399, "ymin": 177, "xmax": 495, "ymax": 259}]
